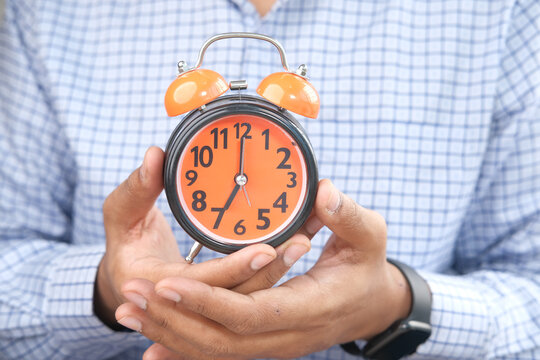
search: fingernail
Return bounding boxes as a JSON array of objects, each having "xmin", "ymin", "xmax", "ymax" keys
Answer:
[
  {"xmin": 250, "ymin": 253, "xmax": 274, "ymax": 271},
  {"xmin": 139, "ymin": 150, "xmax": 149, "ymax": 181},
  {"xmin": 156, "ymin": 288, "xmax": 181, "ymax": 303},
  {"xmin": 123, "ymin": 291, "xmax": 147, "ymax": 310},
  {"xmin": 326, "ymin": 184, "xmax": 342, "ymax": 214},
  {"xmin": 118, "ymin": 316, "xmax": 142, "ymax": 332},
  {"xmin": 283, "ymin": 245, "xmax": 309, "ymax": 267},
  {"xmin": 305, "ymin": 216, "xmax": 323, "ymax": 235},
  {"xmin": 139, "ymin": 156, "xmax": 146, "ymax": 181}
]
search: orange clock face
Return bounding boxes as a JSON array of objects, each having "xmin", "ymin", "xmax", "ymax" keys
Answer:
[{"xmin": 176, "ymin": 114, "xmax": 308, "ymax": 245}]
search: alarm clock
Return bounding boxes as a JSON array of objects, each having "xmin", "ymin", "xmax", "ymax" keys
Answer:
[{"xmin": 163, "ymin": 33, "xmax": 320, "ymax": 263}]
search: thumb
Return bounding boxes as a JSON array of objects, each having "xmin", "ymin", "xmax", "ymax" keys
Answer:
[
  {"xmin": 103, "ymin": 146, "xmax": 165, "ymax": 231},
  {"xmin": 314, "ymin": 179, "xmax": 387, "ymax": 252}
]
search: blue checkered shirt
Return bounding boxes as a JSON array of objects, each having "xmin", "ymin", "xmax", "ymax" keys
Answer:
[{"xmin": 1, "ymin": 0, "xmax": 539, "ymax": 359}]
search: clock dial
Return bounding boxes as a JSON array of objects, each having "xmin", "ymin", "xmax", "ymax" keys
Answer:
[
  {"xmin": 164, "ymin": 94, "xmax": 318, "ymax": 254},
  {"xmin": 176, "ymin": 114, "xmax": 307, "ymax": 245}
]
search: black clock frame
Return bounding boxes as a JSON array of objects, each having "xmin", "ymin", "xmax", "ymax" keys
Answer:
[{"xmin": 164, "ymin": 94, "xmax": 319, "ymax": 254}]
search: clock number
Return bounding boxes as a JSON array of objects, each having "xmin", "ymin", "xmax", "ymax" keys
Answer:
[
  {"xmin": 210, "ymin": 127, "xmax": 228, "ymax": 149},
  {"xmin": 192, "ymin": 190, "xmax": 207, "ymax": 212},
  {"xmin": 286, "ymin": 171, "xmax": 297, "ymax": 188},
  {"xmin": 256, "ymin": 209, "xmax": 271, "ymax": 230},
  {"xmin": 191, "ymin": 146, "xmax": 213, "ymax": 167},
  {"xmin": 234, "ymin": 122, "xmax": 252, "ymax": 139},
  {"xmin": 262, "ymin": 129, "xmax": 270, "ymax": 150},
  {"xmin": 185, "ymin": 170, "xmax": 198, "ymax": 186},
  {"xmin": 234, "ymin": 219, "xmax": 246, "ymax": 235},
  {"xmin": 276, "ymin": 147, "xmax": 291, "ymax": 169},
  {"xmin": 273, "ymin": 192, "xmax": 288, "ymax": 213},
  {"xmin": 210, "ymin": 207, "xmax": 226, "ymax": 229}
]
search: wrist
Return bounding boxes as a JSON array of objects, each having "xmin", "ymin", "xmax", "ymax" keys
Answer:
[
  {"xmin": 342, "ymin": 260, "xmax": 412, "ymax": 341},
  {"xmin": 386, "ymin": 261, "xmax": 412, "ymax": 324},
  {"xmin": 360, "ymin": 261, "xmax": 412, "ymax": 340},
  {"xmin": 93, "ymin": 255, "xmax": 123, "ymax": 330},
  {"xmin": 342, "ymin": 259, "xmax": 432, "ymax": 359}
]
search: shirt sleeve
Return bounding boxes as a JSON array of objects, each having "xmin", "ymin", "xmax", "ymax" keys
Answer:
[
  {"xmin": 414, "ymin": 1, "xmax": 540, "ymax": 358},
  {"xmin": 0, "ymin": 2, "xmax": 141, "ymax": 359}
]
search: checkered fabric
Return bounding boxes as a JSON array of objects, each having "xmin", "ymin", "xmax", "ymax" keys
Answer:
[{"xmin": 1, "ymin": 0, "xmax": 539, "ymax": 359}]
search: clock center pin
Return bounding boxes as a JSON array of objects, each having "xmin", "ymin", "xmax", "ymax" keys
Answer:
[{"xmin": 235, "ymin": 174, "xmax": 248, "ymax": 186}]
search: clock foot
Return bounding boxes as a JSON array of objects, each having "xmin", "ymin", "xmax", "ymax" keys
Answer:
[{"xmin": 185, "ymin": 241, "xmax": 203, "ymax": 264}]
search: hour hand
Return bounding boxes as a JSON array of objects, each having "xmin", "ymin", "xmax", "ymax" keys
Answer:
[{"xmin": 211, "ymin": 184, "xmax": 240, "ymax": 229}]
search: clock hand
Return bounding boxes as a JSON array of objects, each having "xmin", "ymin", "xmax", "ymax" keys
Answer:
[
  {"xmin": 239, "ymin": 134, "xmax": 246, "ymax": 177},
  {"xmin": 188, "ymin": 184, "xmax": 240, "ymax": 262},
  {"xmin": 242, "ymin": 186, "xmax": 252, "ymax": 207},
  {"xmin": 210, "ymin": 136, "xmax": 250, "ymax": 233},
  {"xmin": 186, "ymin": 182, "xmax": 239, "ymax": 262},
  {"xmin": 211, "ymin": 184, "xmax": 240, "ymax": 230},
  {"xmin": 238, "ymin": 135, "xmax": 252, "ymax": 207},
  {"xmin": 223, "ymin": 183, "xmax": 241, "ymax": 211}
]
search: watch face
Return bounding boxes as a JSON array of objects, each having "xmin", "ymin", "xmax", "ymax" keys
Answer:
[
  {"xmin": 363, "ymin": 321, "xmax": 432, "ymax": 359},
  {"xmin": 165, "ymin": 95, "xmax": 318, "ymax": 253}
]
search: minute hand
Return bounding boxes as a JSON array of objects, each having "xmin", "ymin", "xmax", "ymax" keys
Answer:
[
  {"xmin": 238, "ymin": 135, "xmax": 252, "ymax": 207},
  {"xmin": 239, "ymin": 135, "xmax": 246, "ymax": 176}
]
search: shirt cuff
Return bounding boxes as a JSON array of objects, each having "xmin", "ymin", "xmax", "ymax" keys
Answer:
[
  {"xmin": 413, "ymin": 271, "xmax": 495, "ymax": 359},
  {"xmin": 45, "ymin": 244, "xmax": 142, "ymax": 359}
]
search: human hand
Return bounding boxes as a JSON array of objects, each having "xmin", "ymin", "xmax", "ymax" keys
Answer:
[
  {"xmin": 95, "ymin": 147, "xmax": 316, "ymax": 329},
  {"xmin": 115, "ymin": 179, "xmax": 412, "ymax": 359}
]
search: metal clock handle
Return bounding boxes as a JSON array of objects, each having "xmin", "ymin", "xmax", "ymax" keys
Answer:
[{"xmin": 179, "ymin": 32, "xmax": 291, "ymax": 73}]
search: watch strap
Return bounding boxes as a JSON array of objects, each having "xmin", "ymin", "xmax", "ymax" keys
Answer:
[
  {"xmin": 340, "ymin": 340, "xmax": 362, "ymax": 356},
  {"xmin": 340, "ymin": 259, "xmax": 432, "ymax": 359}
]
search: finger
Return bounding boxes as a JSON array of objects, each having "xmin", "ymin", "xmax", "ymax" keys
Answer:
[
  {"xmin": 118, "ymin": 279, "xmax": 243, "ymax": 358},
  {"xmin": 143, "ymin": 343, "xmax": 181, "ymax": 360},
  {"xmin": 142, "ymin": 329, "xmax": 309, "ymax": 360},
  {"xmin": 232, "ymin": 213, "xmax": 322, "ymax": 294},
  {"xmin": 179, "ymin": 243, "xmax": 277, "ymax": 289},
  {"xmin": 117, "ymin": 287, "xmax": 301, "ymax": 359},
  {"xmin": 116, "ymin": 302, "xmax": 199, "ymax": 356},
  {"xmin": 120, "ymin": 279, "xmax": 316, "ymax": 359},
  {"xmin": 103, "ymin": 146, "xmax": 165, "ymax": 232},
  {"xmin": 142, "ymin": 243, "xmax": 277, "ymax": 291},
  {"xmin": 314, "ymin": 179, "xmax": 387, "ymax": 251},
  {"xmin": 143, "ymin": 341, "xmax": 214, "ymax": 360},
  {"xmin": 141, "ymin": 216, "xmax": 316, "ymax": 294},
  {"xmin": 232, "ymin": 234, "xmax": 309, "ymax": 294},
  {"xmin": 154, "ymin": 277, "xmax": 309, "ymax": 335},
  {"xmin": 143, "ymin": 343, "xmax": 244, "ymax": 360}
]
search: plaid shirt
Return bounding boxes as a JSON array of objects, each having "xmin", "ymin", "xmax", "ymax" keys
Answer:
[{"xmin": 1, "ymin": 0, "xmax": 539, "ymax": 358}]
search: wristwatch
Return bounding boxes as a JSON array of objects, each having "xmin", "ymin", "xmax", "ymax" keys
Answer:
[{"xmin": 340, "ymin": 259, "xmax": 432, "ymax": 360}]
